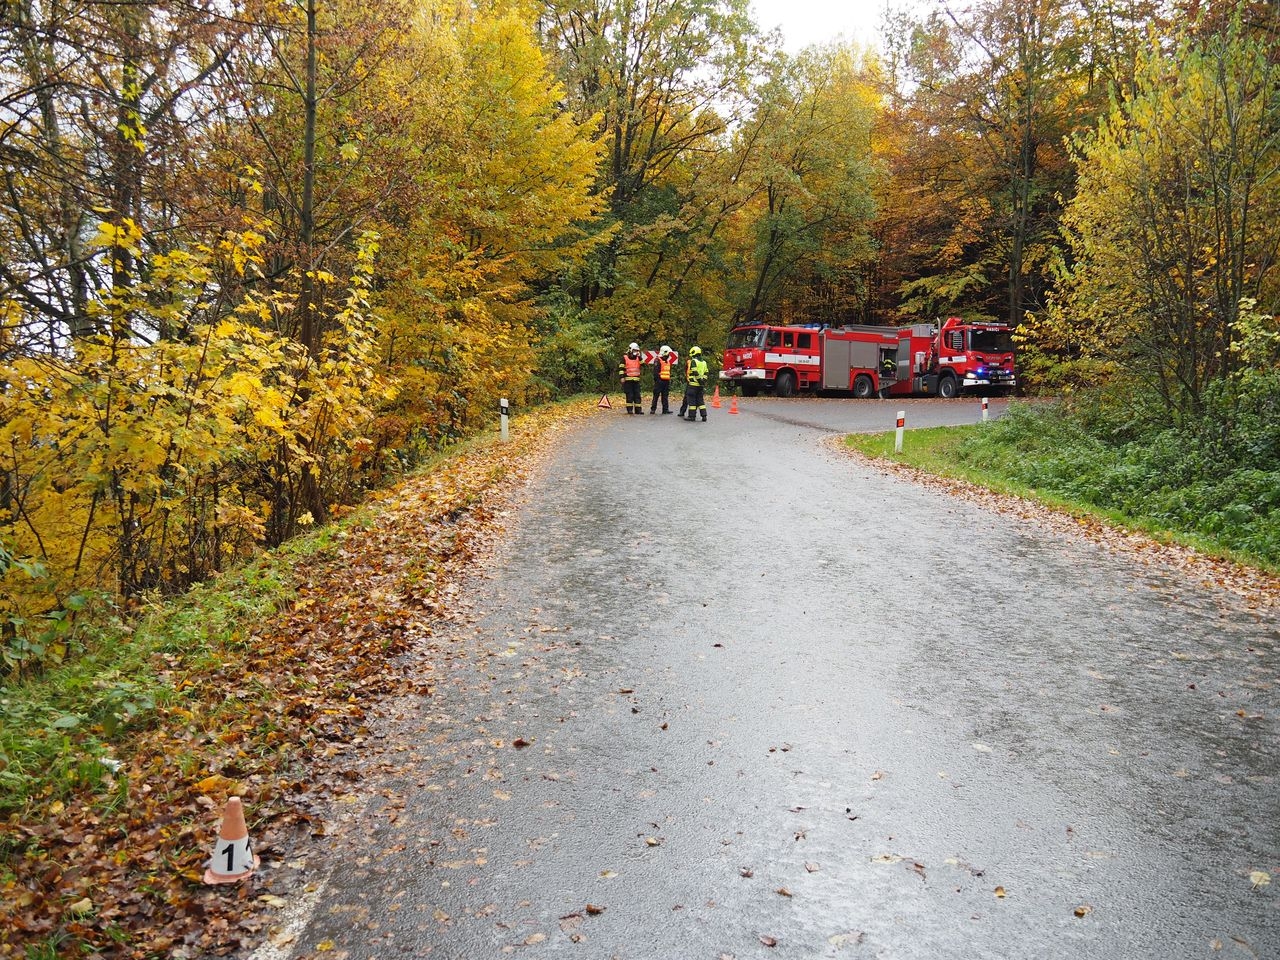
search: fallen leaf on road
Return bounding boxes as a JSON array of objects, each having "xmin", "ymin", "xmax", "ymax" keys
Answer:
[
  {"xmin": 775, "ymin": 887, "xmax": 792, "ymax": 897},
  {"xmin": 1074, "ymin": 905, "xmax": 1092, "ymax": 918},
  {"xmin": 829, "ymin": 932, "xmax": 865, "ymax": 949},
  {"xmin": 1250, "ymin": 871, "xmax": 1271, "ymax": 889},
  {"xmin": 512, "ymin": 737, "xmax": 532, "ymax": 749},
  {"xmin": 872, "ymin": 854, "xmax": 904, "ymax": 864},
  {"xmin": 994, "ymin": 886, "xmax": 1007, "ymax": 898},
  {"xmin": 585, "ymin": 903, "xmax": 606, "ymax": 915},
  {"xmin": 523, "ymin": 933, "xmax": 546, "ymax": 945},
  {"xmin": 759, "ymin": 935, "xmax": 778, "ymax": 947},
  {"xmin": 740, "ymin": 867, "xmax": 754, "ymax": 878},
  {"xmin": 804, "ymin": 862, "xmax": 820, "ymax": 872},
  {"xmin": 645, "ymin": 836, "xmax": 662, "ymax": 847}
]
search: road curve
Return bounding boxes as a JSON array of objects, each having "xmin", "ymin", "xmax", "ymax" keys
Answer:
[{"xmin": 260, "ymin": 397, "xmax": 1278, "ymax": 960}]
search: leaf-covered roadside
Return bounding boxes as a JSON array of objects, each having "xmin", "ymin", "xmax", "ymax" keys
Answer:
[
  {"xmin": 832, "ymin": 430, "xmax": 1280, "ymax": 612},
  {"xmin": 0, "ymin": 400, "xmax": 593, "ymax": 959}
]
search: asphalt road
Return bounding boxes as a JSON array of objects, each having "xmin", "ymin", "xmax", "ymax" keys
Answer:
[{"xmin": 263, "ymin": 397, "xmax": 1279, "ymax": 960}]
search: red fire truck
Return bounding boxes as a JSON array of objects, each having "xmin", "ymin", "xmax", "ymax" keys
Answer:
[{"xmin": 718, "ymin": 317, "xmax": 1016, "ymax": 399}]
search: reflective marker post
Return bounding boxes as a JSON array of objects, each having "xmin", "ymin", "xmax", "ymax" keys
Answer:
[
  {"xmin": 500, "ymin": 398, "xmax": 510, "ymax": 441},
  {"xmin": 982, "ymin": 397, "xmax": 989, "ymax": 422},
  {"xmin": 895, "ymin": 411, "xmax": 905, "ymax": 453}
]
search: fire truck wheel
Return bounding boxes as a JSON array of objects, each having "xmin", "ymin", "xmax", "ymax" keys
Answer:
[
  {"xmin": 775, "ymin": 370, "xmax": 796, "ymax": 398},
  {"xmin": 937, "ymin": 374, "xmax": 959, "ymax": 399},
  {"xmin": 853, "ymin": 374, "xmax": 874, "ymax": 399}
]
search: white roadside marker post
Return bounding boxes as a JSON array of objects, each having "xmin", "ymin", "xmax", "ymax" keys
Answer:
[{"xmin": 895, "ymin": 410, "xmax": 905, "ymax": 453}]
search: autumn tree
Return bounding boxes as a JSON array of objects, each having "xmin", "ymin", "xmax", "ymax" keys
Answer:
[
  {"xmin": 537, "ymin": 0, "xmax": 759, "ymax": 347},
  {"xmin": 373, "ymin": 1, "xmax": 605, "ymax": 440},
  {"xmin": 874, "ymin": 0, "xmax": 1086, "ymax": 327},
  {"xmin": 726, "ymin": 44, "xmax": 879, "ymax": 326},
  {"xmin": 0, "ymin": 0, "xmax": 244, "ymax": 346},
  {"xmin": 1041, "ymin": 15, "xmax": 1280, "ymax": 419}
]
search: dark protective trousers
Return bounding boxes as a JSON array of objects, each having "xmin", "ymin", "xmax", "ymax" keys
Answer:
[
  {"xmin": 623, "ymin": 379, "xmax": 642, "ymax": 414},
  {"xmin": 650, "ymin": 379, "xmax": 671, "ymax": 413},
  {"xmin": 683, "ymin": 384, "xmax": 706, "ymax": 420}
]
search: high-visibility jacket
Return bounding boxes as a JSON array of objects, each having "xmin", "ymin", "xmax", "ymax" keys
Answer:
[
  {"xmin": 619, "ymin": 354, "xmax": 642, "ymax": 379},
  {"xmin": 687, "ymin": 357, "xmax": 708, "ymax": 386},
  {"xmin": 656, "ymin": 357, "xmax": 674, "ymax": 381}
]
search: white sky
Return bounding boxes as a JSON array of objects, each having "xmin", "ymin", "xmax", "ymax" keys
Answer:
[{"xmin": 750, "ymin": 0, "xmax": 937, "ymax": 53}]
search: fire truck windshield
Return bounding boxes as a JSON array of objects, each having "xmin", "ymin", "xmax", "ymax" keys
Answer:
[
  {"xmin": 970, "ymin": 329, "xmax": 1014, "ymax": 354},
  {"xmin": 726, "ymin": 327, "xmax": 767, "ymax": 349}
]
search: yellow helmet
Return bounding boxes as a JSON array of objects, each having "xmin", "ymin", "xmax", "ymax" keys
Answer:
[{"xmin": 689, "ymin": 345, "xmax": 702, "ymax": 356}]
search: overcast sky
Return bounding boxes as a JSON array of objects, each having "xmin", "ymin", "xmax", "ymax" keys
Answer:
[{"xmin": 750, "ymin": 0, "xmax": 936, "ymax": 53}]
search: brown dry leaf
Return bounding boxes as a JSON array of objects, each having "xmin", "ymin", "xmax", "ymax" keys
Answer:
[
  {"xmin": 523, "ymin": 933, "xmax": 547, "ymax": 946},
  {"xmin": 994, "ymin": 886, "xmax": 1007, "ymax": 898},
  {"xmin": 512, "ymin": 737, "xmax": 532, "ymax": 749},
  {"xmin": 775, "ymin": 887, "xmax": 792, "ymax": 897},
  {"xmin": 759, "ymin": 934, "xmax": 778, "ymax": 947},
  {"xmin": 1074, "ymin": 905, "xmax": 1092, "ymax": 918},
  {"xmin": 805, "ymin": 862, "xmax": 820, "ymax": 872},
  {"xmin": 585, "ymin": 903, "xmax": 606, "ymax": 915}
]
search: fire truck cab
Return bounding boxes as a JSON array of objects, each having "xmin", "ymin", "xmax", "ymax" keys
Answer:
[{"xmin": 720, "ymin": 324, "xmax": 822, "ymax": 397}]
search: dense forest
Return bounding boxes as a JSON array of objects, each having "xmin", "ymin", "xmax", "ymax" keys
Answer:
[{"xmin": 2, "ymin": 0, "xmax": 1279, "ymax": 646}]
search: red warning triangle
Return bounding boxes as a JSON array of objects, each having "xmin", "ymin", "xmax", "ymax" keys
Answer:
[{"xmin": 597, "ymin": 394, "xmax": 612, "ymax": 409}]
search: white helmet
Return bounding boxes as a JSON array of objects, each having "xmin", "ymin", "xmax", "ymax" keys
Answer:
[
  {"xmin": 659, "ymin": 345, "xmax": 670, "ymax": 357},
  {"xmin": 628, "ymin": 342, "xmax": 639, "ymax": 351}
]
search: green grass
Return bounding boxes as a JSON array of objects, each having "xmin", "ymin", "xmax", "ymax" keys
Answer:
[
  {"xmin": 0, "ymin": 517, "xmax": 344, "ymax": 818},
  {"xmin": 845, "ymin": 403, "xmax": 1280, "ymax": 575}
]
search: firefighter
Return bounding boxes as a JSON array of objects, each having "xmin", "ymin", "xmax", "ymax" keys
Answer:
[
  {"xmin": 682, "ymin": 345, "xmax": 709, "ymax": 422},
  {"xmin": 618, "ymin": 342, "xmax": 644, "ymax": 415},
  {"xmin": 649, "ymin": 344, "xmax": 675, "ymax": 414}
]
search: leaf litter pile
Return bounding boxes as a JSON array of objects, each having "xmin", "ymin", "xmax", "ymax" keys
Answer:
[{"xmin": 1, "ymin": 401, "xmax": 593, "ymax": 959}]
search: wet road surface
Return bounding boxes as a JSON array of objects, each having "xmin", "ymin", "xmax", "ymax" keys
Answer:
[{"xmin": 268, "ymin": 398, "xmax": 1279, "ymax": 959}]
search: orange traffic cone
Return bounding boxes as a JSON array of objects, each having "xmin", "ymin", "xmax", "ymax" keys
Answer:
[
  {"xmin": 711, "ymin": 385, "xmax": 722, "ymax": 408},
  {"xmin": 728, "ymin": 396, "xmax": 739, "ymax": 415},
  {"xmin": 203, "ymin": 796, "xmax": 258, "ymax": 885}
]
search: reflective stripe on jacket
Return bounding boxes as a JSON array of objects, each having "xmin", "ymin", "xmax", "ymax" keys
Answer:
[
  {"xmin": 687, "ymin": 357, "xmax": 708, "ymax": 386},
  {"xmin": 656, "ymin": 358, "xmax": 673, "ymax": 380},
  {"xmin": 619, "ymin": 354, "xmax": 642, "ymax": 379}
]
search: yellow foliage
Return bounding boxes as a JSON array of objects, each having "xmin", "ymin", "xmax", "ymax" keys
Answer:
[{"xmin": 0, "ymin": 230, "xmax": 389, "ymax": 610}]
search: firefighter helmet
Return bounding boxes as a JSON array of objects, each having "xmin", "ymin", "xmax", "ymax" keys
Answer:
[
  {"xmin": 659, "ymin": 345, "xmax": 671, "ymax": 357},
  {"xmin": 628, "ymin": 342, "xmax": 639, "ymax": 351},
  {"xmin": 689, "ymin": 345, "xmax": 702, "ymax": 356}
]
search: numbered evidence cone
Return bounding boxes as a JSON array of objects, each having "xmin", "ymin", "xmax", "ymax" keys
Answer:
[
  {"xmin": 203, "ymin": 796, "xmax": 258, "ymax": 885},
  {"xmin": 728, "ymin": 396, "xmax": 739, "ymax": 414},
  {"xmin": 711, "ymin": 385, "xmax": 721, "ymax": 408}
]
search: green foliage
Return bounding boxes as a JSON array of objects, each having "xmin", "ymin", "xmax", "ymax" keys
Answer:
[
  {"xmin": 948, "ymin": 400, "xmax": 1280, "ymax": 567},
  {"xmin": 532, "ymin": 299, "xmax": 615, "ymax": 395}
]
